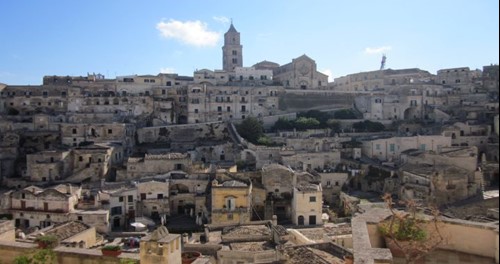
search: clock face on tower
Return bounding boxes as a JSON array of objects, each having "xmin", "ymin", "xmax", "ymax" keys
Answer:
[{"xmin": 298, "ymin": 63, "xmax": 310, "ymax": 76}]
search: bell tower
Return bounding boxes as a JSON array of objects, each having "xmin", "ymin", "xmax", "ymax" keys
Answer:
[{"xmin": 222, "ymin": 22, "xmax": 243, "ymax": 72}]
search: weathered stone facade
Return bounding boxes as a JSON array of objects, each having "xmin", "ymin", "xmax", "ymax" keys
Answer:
[
  {"xmin": 273, "ymin": 55, "xmax": 328, "ymax": 89},
  {"xmin": 211, "ymin": 179, "xmax": 252, "ymax": 225}
]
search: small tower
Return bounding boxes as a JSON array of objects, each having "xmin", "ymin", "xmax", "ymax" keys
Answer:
[
  {"xmin": 140, "ymin": 226, "xmax": 181, "ymax": 264},
  {"xmin": 222, "ymin": 21, "xmax": 243, "ymax": 72}
]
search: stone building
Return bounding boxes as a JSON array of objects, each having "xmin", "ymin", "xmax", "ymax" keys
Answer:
[
  {"xmin": 26, "ymin": 149, "xmax": 73, "ymax": 182},
  {"xmin": 361, "ymin": 134, "xmax": 452, "ymax": 162},
  {"xmin": 0, "ymin": 84, "xmax": 69, "ymax": 116},
  {"xmin": 108, "ymin": 187, "xmax": 137, "ymax": 231},
  {"xmin": 482, "ymin": 64, "xmax": 499, "ymax": 93},
  {"xmin": 71, "ymin": 209, "xmax": 110, "ymax": 234},
  {"xmin": 319, "ymin": 172, "xmax": 349, "ymax": 206},
  {"xmin": 291, "ymin": 183, "xmax": 323, "ymax": 226},
  {"xmin": 67, "ymin": 143, "xmax": 123, "ymax": 183},
  {"xmin": 137, "ymin": 180, "xmax": 170, "ymax": 221},
  {"xmin": 211, "ymin": 179, "xmax": 252, "ymax": 225},
  {"xmin": 126, "ymin": 152, "xmax": 192, "ymax": 179},
  {"xmin": 8, "ymin": 184, "xmax": 81, "ymax": 229},
  {"xmin": 60, "ymin": 122, "xmax": 135, "ymax": 154},
  {"xmin": 436, "ymin": 67, "xmax": 475, "ymax": 87},
  {"xmin": 281, "ymin": 150, "xmax": 341, "ymax": 171},
  {"xmin": 233, "ymin": 66, "xmax": 273, "ymax": 85},
  {"xmin": 33, "ymin": 221, "xmax": 98, "ymax": 249},
  {"xmin": 166, "ymin": 172, "xmax": 209, "ymax": 217},
  {"xmin": 441, "ymin": 121, "xmax": 490, "ymax": 147},
  {"xmin": 399, "ymin": 163, "xmax": 482, "ymax": 206},
  {"xmin": 192, "ymin": 142, "xmax": 237, "ymax": 164},
  {"xmin": 186, "ymin": 83, "xmax": 281, "ymax": 124},
  {"xmin": 272, "ymin": 55, "xmax": 328, "ymax": 89},
  {"xmin": 333, "ymin": 68, "xmax": 432, "ymax": 92},
  {"xmin": 261, "ymin": 164, "xmax": 296, "ymax": 198},
  {"xmin": 0, "ymin": 132, "xmax": 20, "ymax": 182}
]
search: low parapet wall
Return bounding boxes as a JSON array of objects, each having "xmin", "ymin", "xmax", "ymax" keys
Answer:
[
  {"xmin": 0, "ymin": 241, "xmax": 140, "ymax": 264},
  {"xmin": 353, "ymin": 207, "xmax": 500, "ymax": 264}
]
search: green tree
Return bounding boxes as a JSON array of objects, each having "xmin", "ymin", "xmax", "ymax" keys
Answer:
[
  {"xmin": 272, "ymin": 117, "xmax": 293, "ymax": 131},
  {"xmin": 352, "ymin": 120, "xmax": 385, "ymax": 132},
  {"xmin": 326, "ymin": 119, "xmax": 341, "ymax": 133},
  {"xmin": 333, "ymin": 109, "xmax": 357, "ymax": 119},
  {"xmin": 236, "ymin": 117, "xmax": 264, "ymax": 144},
  {"xmin": 294, "ymin": 117, "xmax": 320, "ymax": 130},
  {"xmin": 257, "ymin": 136, "xmax": 272, "ymax": 146},
  {"xmin": 298, "ymin": 110, "xmax": 331, "ymax": 127}
]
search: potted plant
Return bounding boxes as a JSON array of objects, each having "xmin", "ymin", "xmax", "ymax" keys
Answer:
[
  {"xmin": 101, "ymin": 245, "xmax": 122, "ymax": 257},
  {"xmin": 181, "ymin": 251, "xmax": 201, "ymax": 264},
  {"xmin": 378, "ymin": 193, "xmax": 445, "ymax": 264},
  {"xmin": 35, "ymin": 234, "xmax": 58, "ymax": 249}
]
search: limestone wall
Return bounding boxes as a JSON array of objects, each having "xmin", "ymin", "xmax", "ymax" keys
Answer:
[
  {"xmin": 0, "ymin": 241, "xmax": 140, "ymax": 264},
  {"xmin": 137, "ymin": 122, "xmax": 230, "ymax": 145}
]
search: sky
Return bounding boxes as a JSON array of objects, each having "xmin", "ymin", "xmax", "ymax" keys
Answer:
[{"xmin": 0, "ymin": 0, "xmax": 498, "ymax": 85}]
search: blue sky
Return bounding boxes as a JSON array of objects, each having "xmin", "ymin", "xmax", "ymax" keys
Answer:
[{"xmin": 1, "ymin": 0, "xmax": 498, "ymax": 85}]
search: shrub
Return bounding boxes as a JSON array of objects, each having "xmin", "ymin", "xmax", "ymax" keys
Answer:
[
  {"xmin": 102, "ymin": 245, "xmax": 121, "ymax": 251},
  {"xmin": 378, "ymin": 216, "xmax": 426, "ymax": 241}
]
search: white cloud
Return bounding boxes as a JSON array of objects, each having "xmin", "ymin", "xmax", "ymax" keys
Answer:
[
  {"xmin": 160, "ymin": 67, "xmax": 176, "ymax": 74},
  {"xmin": 319, "ymin": 69, "xmax": 333, "ymax": 82},
  {"xmin": 156, "ymin": 19, "xmax": 220, "ymax": 47},
  {"xmin": 364, "ymin": 46, "xmax": 392, "ymax": 54},
  {"xmin": 213, "ymin": 16, "xmax": 230, "ymax": 24}
]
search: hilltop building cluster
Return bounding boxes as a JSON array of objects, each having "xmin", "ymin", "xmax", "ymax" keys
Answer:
[{"xmin": 0, "ymin": 23, "xmax": 498, "ymax": 263}]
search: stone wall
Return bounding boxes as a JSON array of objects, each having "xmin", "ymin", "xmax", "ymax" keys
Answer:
[
  {"xmin": 0, "ymin": 242, "xmax": 140, "ymax": 264},
  {"xmin": 137, "ymin": 122, "xmax": 231, "ymax": 146},
  {"xmin": 0, "ymin": 220, "xmax": 15, "ymax": 241}
]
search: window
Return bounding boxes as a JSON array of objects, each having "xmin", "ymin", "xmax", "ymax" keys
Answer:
[
  {"xmin": 128, "ymin": 195, "xmax": 133, "ymax": 202},
  {"xmin": 111, "ymin": 206, "xmax": 122, "ymax": 215},
  {"xmin": 375, "ymin": 144, "xmax": 381, "ymax": 150},
  {"xmin": 232, "ymin": 58, "xmax": 238, "ymax": 64},
  {"xmin": 119, "ymin": 196, "xmax": 124, "ymax": 202},
  {"xmin": 227, "ymin": 106, "xmax": 231, "ymax": 112},
  {"xmin": 108, "ymin": 129, "xmax": 112, "ymax": 134},
  {"xmin": 72, "ymin": 128, "xmax": 77, "ymax": 134},
  {"xmin": 157, "ymin": 194, "xmax": 164, "ymax": 199},
  {"xmin": 309, "ymin": 196, "xmax": 316, "ymax": 202},
  {"xmin": 78, "ymin": 216, "xmax": 83, "ymax": 221},
  {"xmin": 232, "ymin": 50, "xmax": 237, "ymax": 55},
  {"xmin": 225, "ymin": 196, "xmax": 236, "ymax": 211},
  {"xmin": 389, "ymin": 144, "xmax": 395, "ymax": 152},
  {"xmin": 217, "ymin": 106, "xmax": 222, "ymax": 112},
  {"xmin": 194, "ymin": 109, "xmax": 198, "ymax": 113}
]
